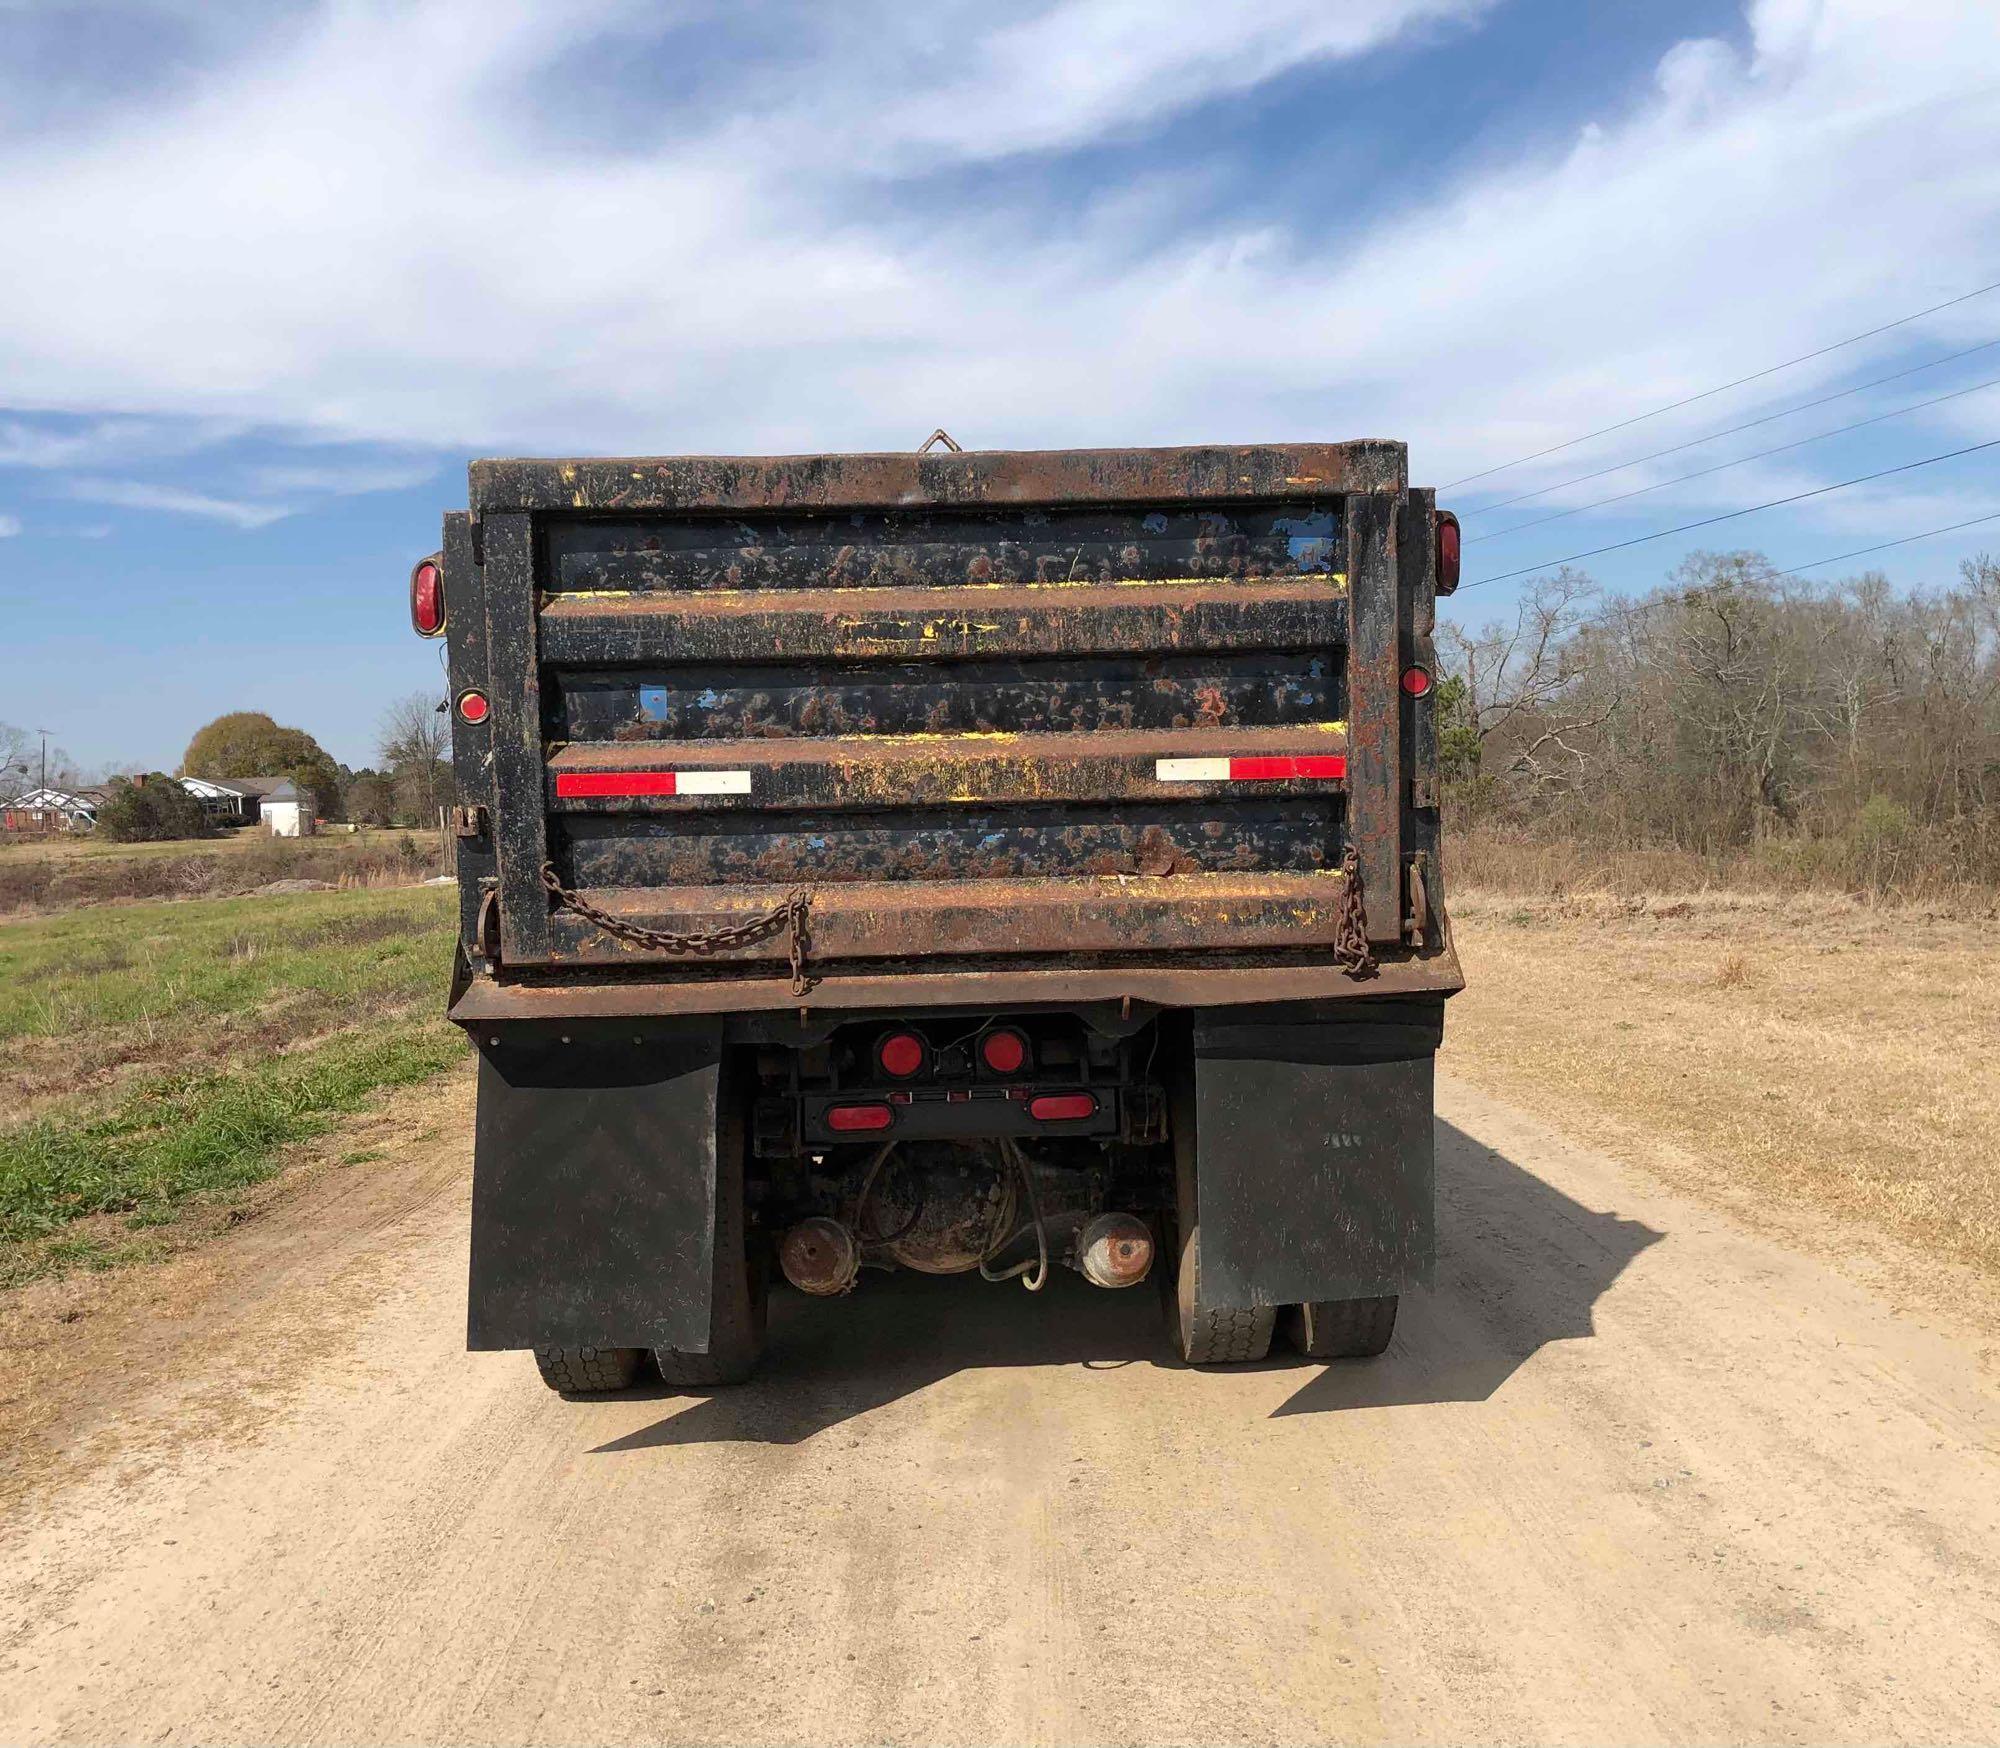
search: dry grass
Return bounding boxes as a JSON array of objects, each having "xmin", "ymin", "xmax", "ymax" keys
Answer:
[
  {"xmin": 1442, "ymin": 886, "xmax": 2000, "ymax": 1283},
  {"xmin": 1449, "ymin": 822, "xmax": 2000, "ymax": 911},
  {"xmin": 0, "ymin": 828, "xmax": 449, "ymax": 916}
]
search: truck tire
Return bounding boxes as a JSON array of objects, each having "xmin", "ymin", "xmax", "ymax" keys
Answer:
[
  {"xmin": 1283, "ymin": 1295, "xmax": 1398, "ymax": 1359},
  {"xmin": 654, "ymin": 1059, "xmax": 767, "ymax": 1388},
  {"xmin": 1160, "ymin": 1036, "xmax": 1273, "ymax": 1366},
  {"xmin": 1164, "ymin": 1225, "xmax": 1276, "ymax": 1365},
  {"xmin": 533, "ymin": 1345, "xmax": 644, "ymax": 1394}
]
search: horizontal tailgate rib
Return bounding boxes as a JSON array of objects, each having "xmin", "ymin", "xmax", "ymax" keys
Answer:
[
  {"xmin": 546, "ymin": 725, "xmax": 1349, "ymax": 813},
  {"xmin": 546, "ymin": 872, "xmax": 1353, "ymax": 963},
  {"xmin": 537, "ymin": 579, "xmax": 1346, "ymax": 664}
]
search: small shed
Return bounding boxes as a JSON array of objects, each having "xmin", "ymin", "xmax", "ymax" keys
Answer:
[{"xmin": 257, "ymin": 779, "xmax": 317, "ymax": 838}]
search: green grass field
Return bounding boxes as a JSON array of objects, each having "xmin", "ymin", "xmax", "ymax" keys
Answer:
[{"xmin": 0, "ymin": 886, "xmax": 463, "ymax": 1285}]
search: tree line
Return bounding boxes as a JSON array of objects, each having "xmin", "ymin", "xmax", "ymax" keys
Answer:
[
  {"xmin": 1, "ymin": 694, "xmax": 457, "ymax": 839},
  {"xmin": 1438, "ymin": 549, "xmax": 2000, "ymax": 893}
]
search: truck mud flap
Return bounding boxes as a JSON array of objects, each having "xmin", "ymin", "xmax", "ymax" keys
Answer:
[
  {"xmin": 1191, "ymin": 1000, "xmax": 1441, "ymax": 1309},
  {"xmin": 467, "ymin": 1026, "xmax": 722, "ymax": 1352}
]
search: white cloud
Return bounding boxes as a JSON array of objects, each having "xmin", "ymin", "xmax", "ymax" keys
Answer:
[
  {"xmin": 0, "ymin": 0, "xmax": 1993, "ymax": 550},
  {"xmin": 780, "ymin": 0, "xmax": 1491, "ymax": 169},
  {"xmin": 0, "ymin": 414, "xmax": 245, "ymax": 469},
  {"xmin": 0, "ymin": 512, "xmax": 21, "ymax": 537},
  {"xmin": 240, "ymin": 457, "xmax": 438, "ymax": 497},
  {"xmin": 64, "ymin": 478, "xmax": 292, "ymax": 528}
]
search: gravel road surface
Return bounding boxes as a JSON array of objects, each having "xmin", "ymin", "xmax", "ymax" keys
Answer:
[{"xmin": 3, "ymin": 1075, "xmax": 1997, "ymax": 1745}]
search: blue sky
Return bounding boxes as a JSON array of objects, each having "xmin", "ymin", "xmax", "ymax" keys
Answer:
[{"xmin": 2, "ymin": 0, "xmax": 1997, "ymax": 773}]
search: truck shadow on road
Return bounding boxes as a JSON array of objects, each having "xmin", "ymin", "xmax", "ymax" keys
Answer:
[{"xmin": 591, "ymin": 1119, "xmax": 1662, "ymax": 1451}]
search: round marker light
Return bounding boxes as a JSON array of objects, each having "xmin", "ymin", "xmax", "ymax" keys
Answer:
[
  {"xmin": 410, "ymin": 557, "xmax": 445, "ymax": 636},
  {"xmin": 877, "ymin": 1032, "xmax": 926, "ymax": 1079},
  {"xmin": 457, "ymin": 689, "xmax": 491, "ymax": 724},
  {"xmin": 1401, "ymin": 666, "xmax": 1433, "ymax": 698},
  {"xmin": 980, "ymin": 1028, "xmax": 1028, "ymax": 1074}
]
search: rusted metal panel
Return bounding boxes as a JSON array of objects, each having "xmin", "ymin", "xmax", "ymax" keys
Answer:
[
  {"xmin": 558, "ymin": 799, "xmax": 1336, "ymax": 886},
  {"xmin": 479, "ymin": 512, "xmax": 553, "ymax": 963},
  {"xmin": 555, "ymin": 652, "xmax": 1334, "ymax": 743},
  {"xmin": 443, "ymin": 511, "xmax": 498, "ymax": 964},
  {"xmin": 536, "ymin": 578, "xmax": 1347, "ymax": 667},
  {"xmin": 1399, "ymin": 487, "xmax": 1445, "ymax": 937},
  {"xmin": 545, "ymin": 871, "xmax": 1355, "ymax": 965},
  {"xmin": 545, "ymin": 504, "xmax": 1342, "ymax": 592},
  {"xmin": 1344, "ymin": 493, "xmax": 1403, "ymax": 943},
  {"xmin": 449, "ymin": 948, "xmax": 1465, "ymax": 1024},
  {"xmin": 546, "ymin": 724, "xmax": 1350, "ymax": 814},
  {"xmin": 447, "ymin": 440, "xmax": 1445, "ymax": 989},
  {"xmin": 471, "ymin": 442, "xmax": 1406, "ymax": 515}
]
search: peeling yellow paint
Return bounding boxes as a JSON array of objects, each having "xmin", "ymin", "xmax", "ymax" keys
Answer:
[{"xmin": 834, "ymin": 730, "xmax": 1023, "ymax": 745}]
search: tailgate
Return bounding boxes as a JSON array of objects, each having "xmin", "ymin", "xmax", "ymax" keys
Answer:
[{"xmin": 459, "ymin": 444, "xmax": 1435, "ymax": 991}]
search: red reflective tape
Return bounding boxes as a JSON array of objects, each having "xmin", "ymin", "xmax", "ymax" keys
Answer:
[
  {"xmin": 556, "ymin": 772, "xmax": 678, "ymax": 798},
  {"xmin": 1226, "ymin": 755, "xmax": 1347, "ymax": 781}
]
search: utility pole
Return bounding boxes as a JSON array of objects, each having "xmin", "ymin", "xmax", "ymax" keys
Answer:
[{"xmin": 36, "ymin": 727, "xmax": 51, "ymax": 795}]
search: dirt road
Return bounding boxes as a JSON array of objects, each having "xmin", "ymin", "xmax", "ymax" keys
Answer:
[{"xmin": 3, "ymin": 1074, "xmax": 1998, "ymax": 1747}]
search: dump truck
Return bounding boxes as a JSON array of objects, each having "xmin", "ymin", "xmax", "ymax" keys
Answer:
[{"xmin": 412, "ymin": 438, "xmax": 1465, "ymax": 1391}]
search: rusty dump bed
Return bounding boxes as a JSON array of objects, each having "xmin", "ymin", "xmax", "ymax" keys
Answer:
[{"xmin": 445, "ymin": 443, "xmax": 1462, "ymax": 1020}]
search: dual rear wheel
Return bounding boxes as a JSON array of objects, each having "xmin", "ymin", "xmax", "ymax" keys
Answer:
[
  {"xmin": 532, "ymin": 1064, "xmax": 767, "ymax": 1397},
  {"xmin": 1161, "ymin": 1222, "xmax": 1399, "ymax": 1366},
  {"xmin": 1160, "ymin": 1062, "xmax": 1398, "ymax": 1368}
]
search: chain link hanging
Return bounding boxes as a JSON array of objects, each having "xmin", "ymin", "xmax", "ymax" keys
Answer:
[
  {"xmin": 541, "ymin": 863, "xmax": 816, "ymax": 996},
  {"xmin": 1333, "ymin": 844, "xmax": 1376, "ymax": 977}
]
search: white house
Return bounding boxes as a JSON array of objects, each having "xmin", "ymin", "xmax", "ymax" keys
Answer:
[{"xmin": 178, "ymin": 775, "xmax": 318, "ymax": 834}]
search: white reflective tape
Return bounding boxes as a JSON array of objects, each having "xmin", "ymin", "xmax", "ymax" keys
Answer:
[
  {"xmin": 674, "ymin": 770, "xmax": 753, "ymax": 795},
  {"xmin": 1155, "ymin": 757, "xmax": 1231, "ymax": 782}
]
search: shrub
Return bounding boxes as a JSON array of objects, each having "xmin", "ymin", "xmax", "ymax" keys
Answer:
[{"xmin": 95, "ymin": 776, "xmax": 213, "ymax": 843}]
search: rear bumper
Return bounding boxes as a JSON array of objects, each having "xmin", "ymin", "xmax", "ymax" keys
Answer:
[{"xmin": 449, "ymin": 945, "xmax": 1464, "ymax": 1026}]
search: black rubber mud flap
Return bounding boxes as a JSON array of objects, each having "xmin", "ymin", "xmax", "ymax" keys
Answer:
[
  {"xmin": 467, "ymin": 1025, "xmax": 723, "ymax": 1353},
  {"xmin": 1191, "ymin": 1000, "xmax": 1440, "ymax": 1310}
]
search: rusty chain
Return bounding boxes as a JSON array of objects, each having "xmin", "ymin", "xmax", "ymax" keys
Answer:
[
  {"xmin": 1333, "ymin": 844, "xmax": 1376, "ymax": 977},
  {"xmin": 540, "ymin": 863, "xmax": 817, "ymax": 996}
]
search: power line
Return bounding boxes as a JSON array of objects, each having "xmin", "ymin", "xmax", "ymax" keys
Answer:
[
  {"xmin": 1770, "ymin": 510, "xmax": 2000, "ymax": 578},
  {"xmin": 1466, "ymin": 371, "xmax": 2000, "ymax": 545},
  {"xmin": 1439, "ymin": 277, "xmax": 2000, "ymax": 491},
  {"xmin": 1439, "ymin": 511, "xmax": 2000, "ymax": 660},
  {"xmin": 1454, "ymin": 436, "xmax": 2000, "ymax": 592},
  {"xmin": 1460, "ymin": 337, "xmax": 2000, "ymax": 518}
]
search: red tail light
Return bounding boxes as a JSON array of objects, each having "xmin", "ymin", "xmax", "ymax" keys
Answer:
[
  {"xmin": 876, "ymin": 1032, "xmax": 926, "ymax": 1079},
  {"xmin": 1401, "ymin": 666, "xmax": 1433, "ymax": 698},
  {"xmin": 980, "ymin": 1028, "xmax": 1028, "ymax": 1074},
  {"xmin": 827, "ymin": 1103, "xmax": 894, "ymax": 1132},
  {"xmin": 1029, "ymin": 1093, "xmax": 1097, "ymax": 1122},
  {"xmin": 456, "ymin": 690, "xmax": 490, "ymax": 725},
  {"xmin": 1435, "ymin": 512, "xmax": 1460, "ymax": 596},
  {"xmin": 410, "ymin": 556, "xmax": 445, "ymax": 636}
]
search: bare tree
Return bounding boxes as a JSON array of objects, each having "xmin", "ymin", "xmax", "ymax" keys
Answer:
[
  {"xmin": 376, "ymin": 693, "xmax": 454, "ymax": 824},
  {"xmin": 1437, "ymin": 546, "xmax": 2000, "ymax": 891},
  {"xmin": 1440, "ymin": 568, "xmax": 1617, "ymax": 807}
]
